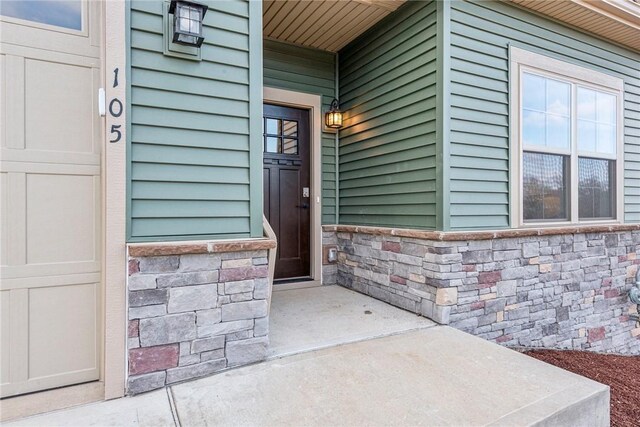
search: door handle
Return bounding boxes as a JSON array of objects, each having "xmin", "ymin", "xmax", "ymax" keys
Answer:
[{"xmin": 297, "ymin": 203, "xmax": 309, "ymax": 209}]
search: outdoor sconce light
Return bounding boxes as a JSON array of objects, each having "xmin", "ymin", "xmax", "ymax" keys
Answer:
[
  {"xmin": 325, "ymin": 98, "xmax": 343, "ymax": 129},
  {"xmin": 169, "ymin": 0, "xmax": 208, "ymax": 47}
]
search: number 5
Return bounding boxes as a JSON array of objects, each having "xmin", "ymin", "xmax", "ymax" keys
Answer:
[{"xmin": 110, "ymin": 124, "xmax": 122, "ymax": 143}]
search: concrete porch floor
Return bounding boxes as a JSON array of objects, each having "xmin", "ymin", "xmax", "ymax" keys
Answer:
[{"xmin": 6, "ymin": 285, "xmax": 609, "ymax": 426}]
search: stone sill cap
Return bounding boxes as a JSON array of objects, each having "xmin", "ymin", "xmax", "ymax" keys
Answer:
[
  {"xmin": 128, "ymin": 238, "xmax": 276, "ymax": 257},
  {"xmin": 323, "ymin": 223, "xmax": 640, "ymax": 241}
]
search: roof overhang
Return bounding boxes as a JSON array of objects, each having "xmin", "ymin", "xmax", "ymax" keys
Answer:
[
  {"xmin": 508, "ymin": 0, "xmax": 640, "ymax": 52},
  {"xmin": 263, "ymin": 0, "xmax": 407, "ymax": 52}
]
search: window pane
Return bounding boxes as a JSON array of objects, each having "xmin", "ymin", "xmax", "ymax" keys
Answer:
[
  {"xmin": 579, "ymin": 157, "xmax": 614, "ymax": 219},
  {"xmin": 597, "ymin": 92, "xmax": 616, "ymax": 125},
  {"xmin": 522, "ymin": 72, "xmax": 570, "ymax": 149},
  {"xmin": 282, "ymin": 138, "xmax": 298, "ymax": 155},
  {"xmin": 265, "ymin": 118, "xmax": 280, "ymax": 135},
  {"xmin": 523, "ymin": 110, "xmax": 545, "ymax": 147},
  {"xmin": 577, "ymin": 87, "xmax": 617, "ymax": 155},
  {"xmin": 523, "ymin": 73, "xmax": 545, "ymax": 111},
  {"xmin": 0, "ymin": 0, "xmax": 82, "ymax": 30},
  {"xmin": 265, "ymin": 137, "xmax": 279, "ymax": 153},
  {"xmin": 523, "ymin": 152, "xmax": 568, "ymax": 221},
  {"xmin": 577, "ymin": 120, "xmax": 596, "ymax": 152},
  {"xmin": 546, "ymin": 115, "xmax": 570, "ymax": 149},
  {"xmin": 546, "ymin": 79, "xmax": 570, "ymax": 117},
  {"xmin": 282, "ymin": 120, "xmax": 298, "ymax": 138}
]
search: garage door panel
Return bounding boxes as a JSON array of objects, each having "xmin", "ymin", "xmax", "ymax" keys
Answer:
[
  {"xmin": 25, "ymin": 60, "xmax": 94, "ymax": 154},
  {"xmin": 0, "ymin": 172, "xmax": 8, "ymax": 266},
  {"xmin": 26, "ymin": 173, "xmax": 98, "ymax": 264},
  {"xmin": 0, "ymin": 291, "xmax": 11, "ymax": 385},
  {"xmin": 28, "ymin": 283, "xmax": 100, "ymax": 379}
]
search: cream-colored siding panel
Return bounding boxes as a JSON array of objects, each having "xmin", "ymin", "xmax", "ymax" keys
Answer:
[
  {"xmin": 263, "ymin": 0, "xmax": 407, "ymax": 52},
  {"xmin": 25, "ymin": 60, "xmax": 94, "ymax": 154},
  {"xmin": 28, "ymin": 283, "xmax": 99, "ymax": 379},
  {"xmin": 25, "ymin": 174, "xmax": 97, "ymax": 264},
  {"xmin": 0, "ymin": 172, "xmax": 8, "ymax": 266}
]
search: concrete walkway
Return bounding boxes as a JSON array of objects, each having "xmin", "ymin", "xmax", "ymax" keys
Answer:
[{"xmin": 6, "ymin": 286, "xmax": 609, "ymax": 426}]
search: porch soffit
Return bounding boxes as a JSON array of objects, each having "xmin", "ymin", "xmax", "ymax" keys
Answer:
[
  {"xmin": 263, "ymin": 0, "xmax": 407, "ymax": 53},
  {"xmin": 508, "ymin": 0, "xmax": 640, "ymax": 52}
]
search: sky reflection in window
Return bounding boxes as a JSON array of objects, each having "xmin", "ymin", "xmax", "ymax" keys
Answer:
[{"xmin": 0, "ymin": 1, "xmax": 82, "ymax": 31}]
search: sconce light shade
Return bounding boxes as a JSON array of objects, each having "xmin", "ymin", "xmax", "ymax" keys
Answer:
[
  {"xmin": 325, "ymin": 98, "xmax": 343, "ymax": 129},
  {"xmin": 169, "ymin": 0, "xmax": 208, "ymax": 47}
]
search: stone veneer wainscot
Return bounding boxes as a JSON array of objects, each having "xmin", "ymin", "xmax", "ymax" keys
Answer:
[
  {"xmin": 323, "ymin": 224, "xmax": 640, "ymax": 355},
  {"xmin": 126, "ymin": 239, "xmax": 276, "ymax": 394}
]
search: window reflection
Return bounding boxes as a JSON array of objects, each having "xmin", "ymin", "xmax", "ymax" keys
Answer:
[
  {"xmin": 577, "ymin": 87, "xmax": 616, "ymax": 155},
  {"xmin": 0, "ymin": 1, "xmax": 82, "ymax": 30},
  {"xmin": 522, "ymin": 73, "xmax": 570, "ymax": 149},
  {"xmin": 523, "ymin": 152, "xmax": 568, "ymax": 221},
  {"xmin": 578, "ymin": 158, "xmax": 614, "ymax": 219},
  {"xmin": 263, "ymin": 118, "xmax": 299, "ymax": 155}
]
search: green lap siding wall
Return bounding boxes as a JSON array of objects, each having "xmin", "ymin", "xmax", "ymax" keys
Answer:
[
  {"xmin": 263, "ymin": 40, "xmax": 337, "ymax": 224},
  {"xmin": 446, "ymin": 0, "xmax": 640, "ymax": 229},
  {"xmin": 338, "ymin": 1, "xmax": 439, "ymax": 229},
  {"xmin": 127, "ymin": 0, "xmax": 263, "ymax": 241}
]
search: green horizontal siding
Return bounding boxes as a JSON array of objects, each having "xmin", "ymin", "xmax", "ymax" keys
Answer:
[
  {"xmin": 128, "ymin": 0, "xmax": 262, "ymax": 241},
  {"xmin": 338, "ymin": 1, "xmax": 438, "ymax": 229},
  {"xmin": 263, "ymin": 39, "xmax": 337, "ymax": 224},
  {"xmin": 448, "ymin": 0, "xmax": 640, "ymax": 229}
]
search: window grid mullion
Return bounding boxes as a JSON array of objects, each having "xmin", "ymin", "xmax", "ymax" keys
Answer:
[{"xmin": 570, "ymin": 82, "xmax": 579, "ymax": 223}]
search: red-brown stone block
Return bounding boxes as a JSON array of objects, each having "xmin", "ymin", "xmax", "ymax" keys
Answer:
[
  {"xmin": 219, "ymin": 266, "xmax": 268, "ymax": 282},
  {"xmin": 129, "ymin": 344, "xmax": 179, "ymax": 375},
  {"xmin": 390, "ymin": 275, "xmax": 406, "ymax": 285},
  {"xmin": 478, "ymin": 271, "xmax": 501, "ymax": 285},
  {"xmin": 128, "ymin": 259, "xmax": 140, "ymax": 276},
  {"xmin": 128, "ymin": 320, "xmax": 139, "ymax": 338},
  {"xmin": 382, "ymin": 241, "xmax": 401, "ymax": 253},
  {"xmin": 588, "ymin": 327, "xmax": 606, "ymax": 343}
]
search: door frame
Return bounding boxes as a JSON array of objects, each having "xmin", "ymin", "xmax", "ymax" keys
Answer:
[{"xmin": 263, "ymin": 87, "xmax": 322, "ymax": 286}]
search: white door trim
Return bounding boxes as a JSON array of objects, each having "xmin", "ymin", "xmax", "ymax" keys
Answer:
[{"xmin": 263, "ymin": 87, "xmax": 322, "ymax": 284}]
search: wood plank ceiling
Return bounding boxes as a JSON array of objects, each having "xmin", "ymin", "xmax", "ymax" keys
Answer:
[
  {"xmin": 509, "ymin": 0, "xmax": 640, "ymax": 52},
  {"xmin": 263, "ymin": 0, "xmax": 407, "ymax": 52}
]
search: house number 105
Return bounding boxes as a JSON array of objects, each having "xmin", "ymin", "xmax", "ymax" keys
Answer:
[{"xmin": 109, "ymin": 68, "xmax": 123, "ymax": 143}]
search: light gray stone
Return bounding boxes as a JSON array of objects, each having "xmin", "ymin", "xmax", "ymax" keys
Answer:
[
  {"xmin": 225, "ymin": 280, "xmax": 254, "ymax": 294},
  {"xmin": 197, "ymin": 308, "xmax": 221, "ymax": 326},
  {"xmin": 128, "ymin": 275, "xmax": 157, "ymax": 290},
  {"xmin": 166, "ymin": 359, "xmax": 227, "ymax": 384},
  {"xmin": 191, "ymin": 336, "xmax": 225, "ymax": 353},
  {"xmin": 254, "ymin": 317, "xmax": 269, "ymax": 337},
  {"xmin": 179, "ymin": 354, "xmax": 201, "ymax": 366},
  {"xmin": 221, "ymin": 300, "xmax": 268, "ymax": 322},
  {"xmin": 253, "ymin": 278, "xmax": 270, "ymax": 299},
  {"xmin": 497, "ymin": 280, "xmax": 517, "ymax": 298},
  {"xmin": 197, "ymin": 319, "xmax": 254, "ymax": 338},
  {"xmin": 128, "ymin": 371, "xmax": 166, "ymax": 394},
  {"xmin": 139, "ymin": 313, "xmax": 196, "ymax": 346},
  {"xmin": 138, "ymin": 256, "xmax": 179, "ymax": 273},
  {"xmin": 168, "ymin": 285, "xmax": 218, "ymax": 313},
  {"xmin": 226, "ymin": 337, "xmax": 268, "ymax": 367},
  {"xmin": 201, "ymin": 349, "xmax": 225, "ymax": 361},
  {"xmin": 157, "ymin": 271, "xmax": 218, "ymax": 288},
  {"xmin": 129, "ymin": 304, "xmax": 167, "ymax": 320},
  {"xmin": 179, "ymin": 254, "xmax": 221, "ymax": 271},
  {"xmin": 129, "ymin": 289, "xmax": 168, "ymax": 307}
]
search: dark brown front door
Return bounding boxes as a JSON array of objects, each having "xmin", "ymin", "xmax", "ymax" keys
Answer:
[{"xmin": 263, "ymin": 104, "xmax": 311, "ymax": 281}]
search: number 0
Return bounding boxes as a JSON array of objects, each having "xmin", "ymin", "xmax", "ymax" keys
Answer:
[{"xmin": 109, "ymin": 98, "xmax": 123, "ymax": 118}]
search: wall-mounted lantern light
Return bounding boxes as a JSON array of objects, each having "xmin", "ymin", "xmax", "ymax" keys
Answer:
[
  {"xmin": 169, "ymin": 0, "xmax": 208, "ymax": 47},
  {"xmin": 325, "ymin": 98, "xmax": 343, "ymax": 129}
]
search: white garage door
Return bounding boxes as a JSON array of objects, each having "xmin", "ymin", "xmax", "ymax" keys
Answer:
[{"xmin": 0, "ymin": 0, "xmax": 102, "ymax": 397}]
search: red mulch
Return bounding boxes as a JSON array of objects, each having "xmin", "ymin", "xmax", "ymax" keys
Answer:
[{"xmin": 524, "ymin": 350, "xmax": 640, "ymax": 427}]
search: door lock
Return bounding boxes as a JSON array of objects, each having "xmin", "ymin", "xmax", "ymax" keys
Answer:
[{"xmin": 303, "ymin": 187, "xmax": 310, "ymax": 198}]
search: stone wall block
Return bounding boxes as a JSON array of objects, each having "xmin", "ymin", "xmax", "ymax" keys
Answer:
[
  {"xmin": 191, "ymin": 336, "xmax": 225, "ymax": 354},
  {"xmin": 201, "ymin": 349, "xmax": 225, "ymax": 361},
  {"xmin": 198, "ymin": 319, "xmax": 253, "ymax": 338},
  {"xmin": 226, "ymin": 337, "xmax": 268, "ymax": 367},
  {"xmin": 179, "ymin": 254, "xmax": 221, "ymax": 271},
  {"xmin": 222, "ymin": 258, "xmax": 253, "ymax": 269},
  {"xmin": 435, "ymin": 287, "xmax": 458, "ymax": 306},
  {"xmin": 253, "ymin": 278, "xmax": 270, "ymax": 299},
  {"xmin": 129, "ymin": 304, "xmax": 167, "ymax": 320},
  {"xmin": 196, "ymin": 308, "xmax": 221, "ymax": 326},
  {"xmin": 219, "ymin": 266, "xmax": 268, "ymax": 282},
  {"xmin": 129, "ymin": 289, "xmax": 168, "ymax": 307},
  {"xmin": 157, "ymin": 271, "xmax": 218, "ymax": 288},
  {"xmin": 139, "ymin": 313, "xmax": 196, "ymax": 346},
  {"xmin": 225, "ymin": 279, "xmax": 255, "ymax": 294},
  {"xmin": 168, "ymin": 285, "xmax": 218, "ymax": 313},
  {"xmin": 138, "ymin": 256, "xmax": 179, "ymax": 273},
  {"xmin": 128, "ymin": 275, "xmax": 157, "ymax": 290},
  {"xmin": 129, "ymin": 344, "xmax": 179, "ymax": 375},
  {"xmin": 221, "ymin": 300, "xmax": 268, "ymax": 322},
  {"xmin": 128, "ymin": 372, "xmax": 166, "ymax": 395}
]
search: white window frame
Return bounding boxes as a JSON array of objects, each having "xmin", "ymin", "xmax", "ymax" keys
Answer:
[{"xmin": 509, "ymin": 46, "xmax": 625, "ymax": 228}]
